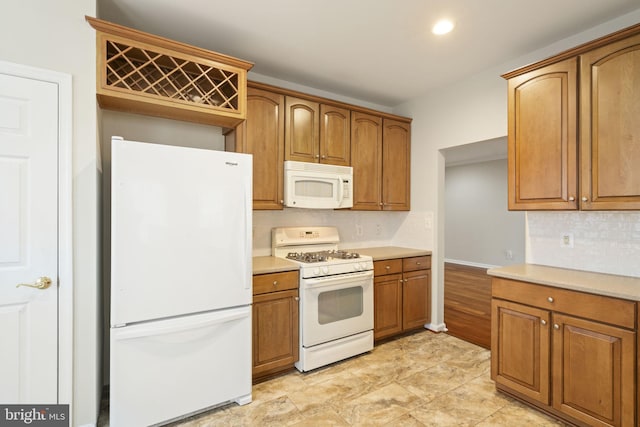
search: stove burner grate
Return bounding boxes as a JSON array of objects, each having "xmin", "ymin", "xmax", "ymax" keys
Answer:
[{"xmin": 286, "ymin": 250, "xmax": 361, "ymax": 263}]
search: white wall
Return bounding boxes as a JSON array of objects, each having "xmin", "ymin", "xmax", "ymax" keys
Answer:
[
  {"xmin": 393, "ymin": 9, "xmax": 640, "ymax": 329},
  {"xmin": 0, "ymin": 1, "xmax": 100, "ymax": 425},
  {"xmin": 445, "ymin": 159, "xmax": 525, "ymax": 267}
]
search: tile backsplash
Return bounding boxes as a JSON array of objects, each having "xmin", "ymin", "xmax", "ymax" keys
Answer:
[
  {"xmin": 252, "ymin": 209, "xmax": 432, "ymax": 256},
  {"xmin": 527, "ymin": 211, "xmax": 640, "ymax": 277}
]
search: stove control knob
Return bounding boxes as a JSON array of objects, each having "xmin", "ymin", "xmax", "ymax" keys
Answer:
[
  {"xmin": 322, "ymin": 267, "xmax": 330, "ymax": 275},
  {"xmin": 313, "ymin": 268, "xmax": 321, "ymax": 276}
]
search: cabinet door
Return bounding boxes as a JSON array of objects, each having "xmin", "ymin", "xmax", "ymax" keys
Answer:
[
  {"xmin": 402, "ymin": 269, "xmax": 430, "ymax": 330},
  {"xmin": 241, "ymin": 87, "xmax": 284, "ymax": 210},
  {"xmin": 580, "ymin": 33, "xmax": 640, "ymax": 210},
  {"xmin": 491, "ymin": 299, "xmax": 551, "ymax": 405},
  {"xmin": 320, "ymin": 104, "xmax": 350, "ymax": 166},
  {"xmin": 552, "ymin": 313, "xmax": 635, "ymax": 427},
  {"xmin": 285, "ymin": 97, "xmax": 320, "ymax": 162},
  {"xmin": 373, "ymin": 273, "xmax": 402, "ymax": 340},
  {"xmin": 382, "ymin": 119, "xmax": 411, "ymax": 211},
  {"xmin": 252, "ymin": 289, "xmax": 299, "ymax": 380},
  {"xmin": 507, "ymin": 57, "xmax": 578, "ymax": 210},
  {"xmin": 351, "ymin": 111, "xmax": 382, "ymax": 210}
]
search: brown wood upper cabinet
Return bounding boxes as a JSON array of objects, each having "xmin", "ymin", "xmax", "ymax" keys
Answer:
[
  {"xmin": 226, "ymin": 87, "xmax": 284, "ymax": 210},
  {"xmin": 87, "ymin": 16, "xmax": 252, "ymax": 128},
  {"xmin": 228, "ymin": 81, "xmax": 411, "ymax": 210},
  {"xmin": 285, "ymin": 97, "xmax": 350, "ymax": 166},
  {"xmin": 351, "ymin": 113, "xmax": 410, "ymax": 210},
  {"xmin": 580, "ymin": 32, "xmax": 640, "ymax": 210},
  {"xmin": 504, "ymin": 24, "xmax": 640, "ymax": 210}
]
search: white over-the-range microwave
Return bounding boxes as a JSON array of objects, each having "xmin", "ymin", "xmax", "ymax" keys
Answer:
[{"xmin": 284, "ymin": 161, "xmax": 353, "ymax": 209}]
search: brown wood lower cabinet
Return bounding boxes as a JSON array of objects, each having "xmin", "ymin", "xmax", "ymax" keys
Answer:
[
  {"xmin": 374, "ymin": 256, "xmax": 431, "ymax": 340},
  {"xmin": 252, "ymin": 271, "xmax": 299, "ymax": 382},
  {"xmin": 491, "ymin": 277, "xmax": 637, "ymax": 427}
]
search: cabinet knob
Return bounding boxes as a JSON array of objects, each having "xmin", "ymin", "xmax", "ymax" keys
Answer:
[
  {"xmin": 541, "ymin": 319, "xmax": 547, "ymax": 326},
  {"xmin": 321, "ymin": 155, "xmax": 326, "ymax": 159},
  {"xmin": 553, "ymin": 324, "xmax": 560, "ymax": 330},
  {"xmin": 294, "ymin": 296, "xmax": 299, "ymax": 301},
  {"xmin": 273, "ymin": 281, "xmax": 278, "ymax": 286},
  {"xmin": 385, "ymin": 265, "xmax": 391, "ymax": 270},
  {"xmin": 379, "ymin": 202, "xmax": 383, "ymax": 206},
  {"xmin": 547, "ymin": 297, "xmax": 554, "ymax": 303},
  {"xmin": 581, "ymin": 196, "xmax": 588, "ymax": 202},
  {"xmin": 568, "ymin": 196, "xmax": 575, "ymax": 201},
  {"xmin": 315, "ymin": 154, "xmax": 320, "ymax": 159},
  {"xmin": 280, "ymin": 200, "xmax": 284, "ymax": 204},
  {"xmin": 416, "ymin": 262, "xmax": 421, "ymax": 265}
]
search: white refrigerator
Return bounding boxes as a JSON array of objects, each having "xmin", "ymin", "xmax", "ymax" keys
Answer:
[{"xmin": 109, "ymin": 136, "xmax": 253, "ymax": 426}]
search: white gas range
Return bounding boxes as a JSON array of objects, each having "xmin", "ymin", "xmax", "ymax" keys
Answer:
[{"xmin": 272, "ymin": 227, "xmax": 374, "ymax": 372}]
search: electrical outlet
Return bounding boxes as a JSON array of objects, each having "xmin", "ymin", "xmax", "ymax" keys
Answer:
[
  {"xmin": 375, "ymin": 224, "xmax": 381, "ymax": 236},
  {"xmin": 504, "ymin": 250, "xmax": 513, "ymax": 260},
  {"xmin": 355, "ymin": 224, "xmax": 363, "ymax": 237},
  {"xmin": 561, "ymin": 232, "xmax": 574, "ymax": 248}
]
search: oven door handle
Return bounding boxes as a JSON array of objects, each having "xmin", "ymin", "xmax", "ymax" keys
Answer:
[{"xmin": 303, "ymin": 270, "xmax": 373, "ymax": 287}]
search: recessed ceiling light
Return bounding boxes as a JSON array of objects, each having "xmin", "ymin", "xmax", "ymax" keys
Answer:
[{"xmin": 432, "ymin": 19, "xmax": 454, "ymax": 35}]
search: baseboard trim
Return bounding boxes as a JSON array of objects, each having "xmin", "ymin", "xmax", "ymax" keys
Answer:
[{"xmin": 424, "ymin": 322, "xmax": 447, "ymax": 332}]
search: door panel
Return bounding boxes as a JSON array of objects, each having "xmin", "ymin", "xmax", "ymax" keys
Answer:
[
  {"xmin": 351, "ymin": 112, "xmax": 382, "ymax": 210},
  {"xmin": 491, "ymin": 299, "xmax": 550, "ymax": 405},
  {"xmin": 507, "ymin": 58, "xmax": 578, "ymax": 210},
  {"xmin": 552, "ymin": 313, "xmax": 635, "ymax": 427},
  {"xmin": 0, "ymin": 74, "xmax": 58, "ymax": 403},
  {"xmin": 580, "ymin": 33, "xmax": 640, "ymax": 209}
]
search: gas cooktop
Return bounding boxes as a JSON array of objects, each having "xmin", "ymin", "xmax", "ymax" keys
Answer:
[{"xmin": 286, "ymin": 250, "xmax": 362, "ymax": 263}]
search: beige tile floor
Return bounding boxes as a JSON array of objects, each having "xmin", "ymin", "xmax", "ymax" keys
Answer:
[{"xmin": 100, "ymin": 331, "xmax": 567, "ymax": 426}]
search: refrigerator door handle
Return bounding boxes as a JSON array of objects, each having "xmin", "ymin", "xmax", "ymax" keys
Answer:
[
  {"xmin": 244, "ymin": 177, "xmax": 252, "ymax": 290},
  {"xmin": 114, "ymin": 307, "xmax": 250, "ymax": 341}
]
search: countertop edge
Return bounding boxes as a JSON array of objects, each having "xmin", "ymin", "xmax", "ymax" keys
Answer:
[
  {"xmin": 346, "ymin": 246, "xmax": 432, "ymax": 261},
  {"xmin": 488, "ymin": 264, "xmax": 640, "ymax": 301}
]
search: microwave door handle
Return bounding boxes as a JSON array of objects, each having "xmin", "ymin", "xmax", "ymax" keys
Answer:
[{"xmin": 338, "ymin": 177, "xmax": 344, "ymax": 202}]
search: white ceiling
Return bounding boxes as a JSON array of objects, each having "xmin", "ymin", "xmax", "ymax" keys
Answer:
[{"xmin": 97, "ymin": 0, "xmax": 640, "ymax": 107}]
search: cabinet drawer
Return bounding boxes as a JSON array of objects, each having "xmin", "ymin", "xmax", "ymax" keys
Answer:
[
  {"xmin": 492, "ymin": 277, "xmax": 636, "ymax": 329},
  {"xmin": 403, "ymin": 256, "xmax": 431, "ymax": 272},
  {"xmin": 253, "ymin": 271, "xmax": 299, "ymax": 295},
  {"xmin": 374, "ymin": 259, "xmax": 402, "ymax": 276}
]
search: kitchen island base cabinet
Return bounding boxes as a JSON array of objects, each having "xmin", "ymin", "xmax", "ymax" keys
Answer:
[
  {"xmin": 252, "ymin": 271, "xmax": 299, "ymax": 382},
  {"xmin": 374, "ymin": 256, "xmax": 431, "ymax": 341},
  {"xmin": 491, "ymin": 277, "xmax": 637, "ymax": 427}
]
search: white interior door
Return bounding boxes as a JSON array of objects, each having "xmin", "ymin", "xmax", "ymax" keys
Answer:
[{"xmin": 0, "ymin": 73, "xmax": 58, "ymax": 403}]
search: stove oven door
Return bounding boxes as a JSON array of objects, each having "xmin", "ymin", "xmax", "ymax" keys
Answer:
[{"xmin": 300, "ymin": 270, "xmax": 373, "ymax": 347}]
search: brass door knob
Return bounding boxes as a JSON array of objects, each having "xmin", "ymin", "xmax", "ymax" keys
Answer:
[{"xmin": 17, "ymin": 276, "xmax": 52, "ymax": 290}]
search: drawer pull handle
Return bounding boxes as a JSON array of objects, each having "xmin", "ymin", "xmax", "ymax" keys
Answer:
[
  {"xmin": 553, "ymin": 324, "xmax": 560, "ymax": 330},
  {"xmin": 416, "ymin": 262, "xmax": 421, "ymax": 265},
  {"xmin": 547, "ymin": 297, "xmax": 554, "ymax": 303},
  {"xmin": 273, "ymin": 281, "xmax": 278, "ymax": 286},
  {"xmin": 541, "ymin": 319, "xmax": 547, "ymax": 326},
  {"xmin": 385, "ymin": 265, "xmax": 391, "ymax": 270}
]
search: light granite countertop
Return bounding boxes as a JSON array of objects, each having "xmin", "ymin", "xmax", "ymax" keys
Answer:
[
  {"xmin": 488, "ymin": 264, "xmax": 640, "ymax": 301},
  {"xmin": 252, "ymin": 256, "xmax": 299, "ymax": 275}
]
